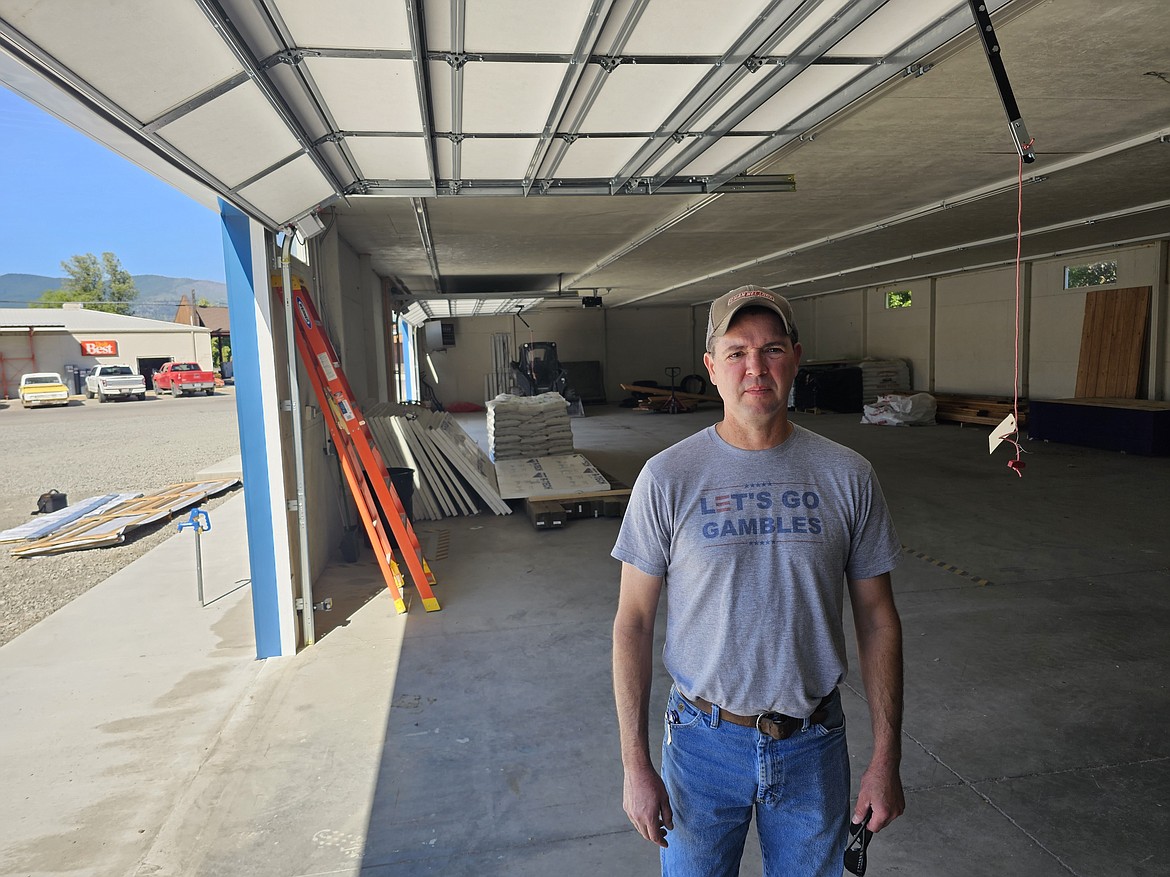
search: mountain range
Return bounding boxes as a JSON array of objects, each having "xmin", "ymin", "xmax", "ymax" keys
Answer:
[{"xmin": 0, "ymin": 273, "xmax": 229, "ymax": 321}]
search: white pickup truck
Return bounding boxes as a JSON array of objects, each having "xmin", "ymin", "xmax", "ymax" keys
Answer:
[
  {"xmin": 19, "ymin": 372, "xmax": 70, "ymax": 408},
  {"xmin": 85, "ymin": 364, "xmax": 147, "ymax": 402}
]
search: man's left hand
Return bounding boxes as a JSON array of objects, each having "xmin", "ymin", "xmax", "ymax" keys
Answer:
[{"xmin": 852, "ymin": 760, "xmax": 904, "ymax": 833}]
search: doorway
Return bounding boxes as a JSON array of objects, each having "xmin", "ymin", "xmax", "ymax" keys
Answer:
[{"xmin": 137, "ymin": 357, "xmax": 172, "ymax": 391}]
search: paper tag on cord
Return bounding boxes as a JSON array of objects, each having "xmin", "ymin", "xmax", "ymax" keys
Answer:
[{"xmin": 988, "ymin": 413, "xmax": 1017, "ymax": 454}]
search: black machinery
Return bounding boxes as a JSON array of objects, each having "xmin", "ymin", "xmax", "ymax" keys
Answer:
[
  {"xmin": 511, "ymin": 341, "xmax": 569, "ymax": 396},
  {"xmin": 510, "ymin": 340, "xmax": 584, "ymax": 415}
]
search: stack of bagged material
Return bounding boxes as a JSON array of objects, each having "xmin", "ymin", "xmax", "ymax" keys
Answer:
[
  {"xmin": 859, "ymin": 358, "xmax": 911, "ymax": 404},
  {"xmin": 487, "ymin": 393, "xmax": 574, "ymax": 461}
]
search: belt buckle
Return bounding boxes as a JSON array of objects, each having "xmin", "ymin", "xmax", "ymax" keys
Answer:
[{"xmin": 755, "ymin": 711, "xmax": 795, "ymax": 740}]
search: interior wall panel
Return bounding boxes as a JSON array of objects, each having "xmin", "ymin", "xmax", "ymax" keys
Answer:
[
  {"xmin": 808, "ymin": 290, "xmax": 864, "ymax": 362},
  {"xmin": 605, "ymin": 307, "xmax": 695, "ymax": 404},
  {"xmin": 337, "ymin": 236, "xmax": 369, "ymax": 402},
  {"xmin": 867, "ymin": 283, "xmax": 931, "ymax": 391},
  {"xmin": 934, "ymin": 267, "xmax": 1017, "ymax": 396}
]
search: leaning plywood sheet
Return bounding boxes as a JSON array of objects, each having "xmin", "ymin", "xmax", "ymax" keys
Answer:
[
  {"xmin": 429, "ymin": 413, "xmax": 511, "ymax": 515},
  {"xmin": 495, "ymin": 455, "xmax": 610, "ymax": 500},
  {"xmin": 367, "ymin": 404, "xmax": 448, "ymax": 521},
  {"xmin": 367, "ymin": 404, "xmax": 503, "ymax": 519},
  {"xmin": 1075, "ymin": 286, "xmax": 1150, "ymax": 399},
  {"xmin": 11, "ymin": 480, "xmax": 239, "ymax": 557},
  {"xmin": 402, "ymin": 417, "xmax": 477, "ymax": 516},
  {"xmin": 393, "ymin": 416, "xmax": 459, "ymax": 518},
  {"xmin": 0, "ymin": 493, "xmax": 141, "ymax": 543},
  {"xmin": 367, "ymin": 416, "xmax": 442, "ymax": 521}
]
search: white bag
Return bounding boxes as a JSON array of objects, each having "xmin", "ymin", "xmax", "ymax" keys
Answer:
[{"xmin": 861, "ymin": 393, "xmax": 936, "ymax": 426}]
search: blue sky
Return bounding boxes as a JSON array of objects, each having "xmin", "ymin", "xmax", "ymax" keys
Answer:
[{"xmin": 0, "ymin": 87, "xmax": 227, "ymax": 282}]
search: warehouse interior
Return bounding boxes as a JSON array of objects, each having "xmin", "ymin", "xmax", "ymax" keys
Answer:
[{"xmin": 1, "ymin": 0, "xmax": 1169, "ymax": 874}]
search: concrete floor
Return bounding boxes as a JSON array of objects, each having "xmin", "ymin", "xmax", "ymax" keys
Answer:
[{"xmin": 1, "ymin": 406, "xmax": 1168, "ymax": 876}]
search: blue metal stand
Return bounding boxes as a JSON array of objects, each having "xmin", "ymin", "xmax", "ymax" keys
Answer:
[{"xmin": 177, "ymin": 508, "xmax": 212, "ymax": 606}]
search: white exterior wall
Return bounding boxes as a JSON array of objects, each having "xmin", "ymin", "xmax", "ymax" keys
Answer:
[{"xmin": 0, "ymin": 327, "xmax": 212, "ymax": 397}]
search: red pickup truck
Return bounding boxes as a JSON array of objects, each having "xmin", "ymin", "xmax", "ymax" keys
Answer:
[{"xmin": 154, "ymin": 361, "xmax": 216, "ymax": 397}]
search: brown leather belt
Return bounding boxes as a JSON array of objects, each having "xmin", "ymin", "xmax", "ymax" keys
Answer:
[{"xmin": 683, "ymin": 693, "xmax": 832, "ymax": 741}]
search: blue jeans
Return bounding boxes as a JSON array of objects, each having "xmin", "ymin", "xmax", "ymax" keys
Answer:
[{"xmin": 659, "ymin": 686, "xmax": 849, "ymax": 877}]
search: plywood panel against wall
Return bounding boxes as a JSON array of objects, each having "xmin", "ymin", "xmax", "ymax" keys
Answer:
[
  {"xmin": 934, "ymin": 267, "xmax": 1017, "ymax": 395},
  {"xmin": 1030, "ymin": 244, "xmax": 1160, "ymax": 399},
  {"xmin": 1075, "ymin": 287, "xmax": 1150, "ymax": 398}
]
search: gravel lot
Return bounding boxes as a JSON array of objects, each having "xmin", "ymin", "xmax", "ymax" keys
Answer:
[{"xmin": 0, "ymin": 389, "xmax": 241, "ymax": 646}]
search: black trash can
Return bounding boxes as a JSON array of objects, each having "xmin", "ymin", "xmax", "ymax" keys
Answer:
[{"xmin": 387, "ymin": 467, "xmax": 415, "ymax": 522}]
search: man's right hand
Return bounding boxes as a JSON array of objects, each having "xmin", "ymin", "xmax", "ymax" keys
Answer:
[{"xmin": 623, "ymin": 763, "xmax": 673, "ymax": 848}]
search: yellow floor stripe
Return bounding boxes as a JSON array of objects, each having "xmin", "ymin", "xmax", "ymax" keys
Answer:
[{"xmin": 901, "ymin": 546, "xmax": 993, "ymax": 586}]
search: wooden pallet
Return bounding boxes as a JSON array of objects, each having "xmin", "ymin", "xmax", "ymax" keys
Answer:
[
  {"xmin": 620, "ymin": 383, "xmax": 722, "ymax": 412},
  {"xmin": 522, "ymin": 470, "xmax": 632, "ymax": 529}
]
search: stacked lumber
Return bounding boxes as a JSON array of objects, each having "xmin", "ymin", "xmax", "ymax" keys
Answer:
[
  {"xmin": 486, "ymin": 393, "xmax": 574, "ymax": 461},
  {"xmin": 5, "ymin": 481, "xmax": 238, "ymax": 556},
  {"xmin": 619, "ymin": 383, "xmax": 723, "ymax": 412},
  {"xmin": 365, "ymin": 403, "xmax": 511, "ymax": 520},
  {"xmin": 523, "ymin": 469, "xmax": 633, "ymax": 530},
  {"xmin": 929, "ymin": 394, "xmax": 1028, "ymax": 428}
]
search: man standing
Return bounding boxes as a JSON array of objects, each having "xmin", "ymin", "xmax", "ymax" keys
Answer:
[{"xmin": 612, "ymin": 285, "xmax": 904, "ymax": 875}]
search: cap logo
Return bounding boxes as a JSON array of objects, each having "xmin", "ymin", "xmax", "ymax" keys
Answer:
[{"xmin": 726, "ymin": 289, "xmax": 776, "ymax": 306}]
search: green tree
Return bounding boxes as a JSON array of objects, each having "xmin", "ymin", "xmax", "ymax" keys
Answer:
[
  {"xmin": 196, "ymin": 296, "xmax": 213, "ymax": 308},
  {"xmin": 103, "ymin": 252, "xmax": 136, "ymax": 314},
  {"xmin": 886, "ymin": 289, "xmax": 912, "ymax": 309},
  {"xmin": 1065, "ymin": 260, "xmax": 1117, "ymax": 288},
  {"xmin": 31, "ymin": 252, "xmax": 138, "ymax": 314}
]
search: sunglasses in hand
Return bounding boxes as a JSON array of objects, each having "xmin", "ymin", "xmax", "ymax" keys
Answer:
[{"xmin": 844, "ymin": 809, "xmax": 873, "ymax": 876}]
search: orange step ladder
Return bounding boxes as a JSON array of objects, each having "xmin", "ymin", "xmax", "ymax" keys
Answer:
[{"xmin": 275, "ymin": 276, "xmax": 440, "ymax": 613}]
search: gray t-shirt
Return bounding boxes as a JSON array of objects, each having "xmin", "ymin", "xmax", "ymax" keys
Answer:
[{"xmin": 612, "ymin": 424, "xmax": 901, "ymax": 717}]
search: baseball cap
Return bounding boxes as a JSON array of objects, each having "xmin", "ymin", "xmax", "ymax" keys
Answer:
[{"xmin": 706, "ymin": 285, "xmax": 798, "ymax": 350}]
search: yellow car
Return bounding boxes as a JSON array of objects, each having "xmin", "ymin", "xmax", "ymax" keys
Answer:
[{"xmin": 19, "ymin": 372, "xmax": 71, "ymax": 408}]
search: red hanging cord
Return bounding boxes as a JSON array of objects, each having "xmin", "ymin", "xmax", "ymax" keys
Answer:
[{"xmin": 1003, "ymin": 141, "xmax": 1034, "ymax": 477}]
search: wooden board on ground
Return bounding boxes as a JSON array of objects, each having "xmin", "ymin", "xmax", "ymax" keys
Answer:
[
  {"xmin": 521, "ymin": 467, "xmax": 632, "ymax": 529},
  {"xmin": 495, "ymin": 454, "xmax": 610, "ymax": 500},
  {"xmin": 526, "ymin": 500, "xmax": 567, "ymax": 529},
  {"xmin": 0, "ymin": 493, "xmax": 140, "ymax": 543},
  {"xmin": 921, "ymin": 393, "xmax": 1029, "ymax": 428},
  {"xmin": 10, "ymin": 480, "xmax": 239, "ymax": 557},
  {"xmin": 620, "ymin": 383, "xmax": 722, "ymax": 404}
]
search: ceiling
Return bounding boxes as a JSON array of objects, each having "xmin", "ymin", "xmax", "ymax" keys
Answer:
[{"xmin": 1, "ymin": 0, "xmax": 1168, "ymax": 314}]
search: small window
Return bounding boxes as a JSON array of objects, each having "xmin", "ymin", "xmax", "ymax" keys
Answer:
[
  {"xmin": 885, "ymin": 290, "xmax": 912, "ymax": 309},
  {"xmin": 1064, "ymin": 260, "xmax": 1117, "ymax": 289}
]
